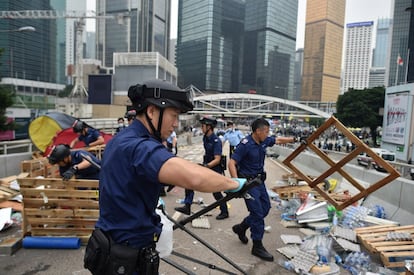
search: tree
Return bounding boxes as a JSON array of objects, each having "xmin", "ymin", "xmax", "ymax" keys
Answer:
[
  {"xmin": 0, "ymin": 48, "xmax": 16, "ymax": 132},
  {"xmin": 59, "ymin": 85, "xmax": 73, "ymax": 97},
  {"xmin": 336, "ymin": 87, "xmax": 385, "ymax": 146}
]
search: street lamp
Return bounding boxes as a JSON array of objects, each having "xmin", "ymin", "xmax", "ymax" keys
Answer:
[{"xmin": 0, "ymin": 25, "xmax": 36, "ymax": 32}]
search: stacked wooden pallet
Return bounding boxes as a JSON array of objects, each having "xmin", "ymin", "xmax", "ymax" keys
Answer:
[
  {"xmin": 355, "ymin": 224, "xmax": 414, "ymax": 268},
  {"xmin": 18, "ymin": 177, "xmax": 99, "ymax": 245},
  {"xmin": 20, "ymin": 158, "xmax": 59, "ymax": 178}
]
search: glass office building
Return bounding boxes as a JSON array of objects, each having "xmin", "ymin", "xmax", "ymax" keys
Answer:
[
  {"xmin": 373, "ymin": 18, "xmax": 391, "ymax": 68},
  {"xmin": 176, "ymin": 0, "xmax": 297, "ymax": 97},
  {"xmin": 96, "ymin": 0, "xmax": 171, "ymax": 68},
  {"xmin": 241, "ymin": 0, "xmax": 298, "ymax": 98},
  {"xmin": 0, "ymin": 0, "xmax": 57, "ymax": 83},
  {"xmin": 176, "ymin": 0, "xmax": 245, "ymax": 92},
  {"xmin": 388, "ymin": 0, "xmax": 414, "ymax": 85}
]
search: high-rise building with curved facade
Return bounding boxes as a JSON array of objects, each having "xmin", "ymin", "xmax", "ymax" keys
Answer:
[{"xmin": 96, "ymin": 0, "xmax": 171, "ymax": 68}]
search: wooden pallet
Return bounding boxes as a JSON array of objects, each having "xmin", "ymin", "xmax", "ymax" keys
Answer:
[
  {"xmin": 355, "ymin": 224, "xmax": 414, "ymax": 268},
  {"xmin": 0, "ymin": 185, "xmax": 20, "ymax": 203},
  {"xmin": 272, "ymin": 184, "xmax": 313, "ymax": 199},
  {"xmin": 18, "ymin": 177, "xmax": 99, "ymax": 245}
]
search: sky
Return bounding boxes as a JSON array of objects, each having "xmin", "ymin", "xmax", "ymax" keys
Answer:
[
  {"xmin": 87, "ymin": 0, "xmax": 393, "ymax": 48},
  {"xmin": 170, "ymin": 0, "xmax": 393, "ymax": 49}
]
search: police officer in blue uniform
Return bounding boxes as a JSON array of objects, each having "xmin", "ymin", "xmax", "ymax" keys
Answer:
[
  {"xmin": 70, "ymin": 120, "xmax": 104, "ymax": 148},
  {"xmin": 85, "ymin": 79, "xmax": 246, "ymax": 275},
  {"xmin": 175, "ymin": 116, "xmax": 229, "ymax": 220},
  {"xmin": 222, "ymin": 120, "xmax": 244, "ymax": 157},
  {"xmin": 125, "ymin": 109, "xmax": 137, "ymax": 125},
  {"xmin": 228, "ymin": 118, "xmax": 296, "ymax": 262},
  {"xmin": 47, "ymin": 144, "xmax": 101, "ymax": 180}
]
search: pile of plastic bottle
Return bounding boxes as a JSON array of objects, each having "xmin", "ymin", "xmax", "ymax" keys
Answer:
[
  {"xmin": 343, "ymin": 251, "xmax": 371, "ymax": 275},
  {"xmin": 341, "ymin": 205, "xmax": 371, "ymax": 229}
]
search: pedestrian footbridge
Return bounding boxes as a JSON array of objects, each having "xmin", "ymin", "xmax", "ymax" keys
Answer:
[{"xmin": 191, "ymin": 92, "xmax": 333, "ymax": 119}]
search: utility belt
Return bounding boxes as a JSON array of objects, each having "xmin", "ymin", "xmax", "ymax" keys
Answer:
[
  {"xmin": 203, "ymin": 155, "xmax": 227, "ymax": 171},
  {"xmin": 238, "ymin": 172, "xmax": 266, "ymax": 182},
  {"xmin": 84, "ymin": 228, "xmax": 159, "ymax": 275}
]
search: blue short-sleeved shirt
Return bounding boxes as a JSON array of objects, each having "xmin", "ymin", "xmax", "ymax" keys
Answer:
[
  {"xmin": 78, "ymin": 128, "xmax": 101, "ymax": 146},
  {"xmin": 203, "ymin": 133, "xmax": 223, "ymax": 173},
  {"xmin": 167, "ymin": 131, "xmax": 176, "ymax": 144},
  {"xmin": 223, "ymin": 129, "xmax": 244, "ymax": 146},
  {"xmin": 231, "ymin": 135, "xmax": 275, "ymax": 176},
  {"xmin": 96, "ymin": 120, "xmax": 174, "ymax": 249},
  {"xmin": 58, "ymin": 150, "xmax": 101, "ymax": 180}
]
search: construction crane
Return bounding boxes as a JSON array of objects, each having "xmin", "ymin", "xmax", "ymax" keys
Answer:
[{"xmin": 0, "ymin": 10, "xmax": 128, "ymax": 99}]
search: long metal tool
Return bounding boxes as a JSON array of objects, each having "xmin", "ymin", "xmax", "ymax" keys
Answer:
[{"xmin": 161, "ymin": 177, "xmax": 261, "ymax": 275}]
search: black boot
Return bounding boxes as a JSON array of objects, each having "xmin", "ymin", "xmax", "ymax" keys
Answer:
[
  {"xmin": 252, "ymin": 240, "xmax": 274, "ymax": 261},
  {"xmin": 232, "ymin": 221, "xmax": 249, "ymax": 244},
  {"xmin": 216, "ymin": 212, "xmax": 229, "ymax": 220},
  {"xmin": 174, "ymin": 204, "xmax": 191, "ymax": 215}
]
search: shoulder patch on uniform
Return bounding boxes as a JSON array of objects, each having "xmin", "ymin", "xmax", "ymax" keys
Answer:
[
  {"xmin": 214, "ymin": 138, "xmax": 219, "ymax": 143},
  {"xmin": 241, "ymin": 138, "xmax": 248, "ymax": 144}
]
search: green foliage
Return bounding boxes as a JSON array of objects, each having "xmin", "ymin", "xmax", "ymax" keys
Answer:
[
  {"xmin": 336, "ymin": 87, "xmax": 385, "ymax": 145},
  {"xmin": 0, "ymin": 85, "xmax": 16, "ymax": 132},
  {"xmin": 309, "ymin": 117, "xmax": 326, "ymax": 128},
  {"xmin": 58, "ymin": 85, "xmax": 73, "ymax": 97},
  {"xmin": 0, "ymin": 48, "xmax": 17, "ymax": 131}
]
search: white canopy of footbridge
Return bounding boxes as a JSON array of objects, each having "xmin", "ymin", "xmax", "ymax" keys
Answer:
[{"xmin": 191, "ymin": 93, "xmax": 332, "ymax": 119}]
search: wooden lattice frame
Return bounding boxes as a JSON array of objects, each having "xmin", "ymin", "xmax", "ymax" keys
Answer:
[{"xmin": 282, "ymin": 116, "xmax": 400, "ymax": 210}]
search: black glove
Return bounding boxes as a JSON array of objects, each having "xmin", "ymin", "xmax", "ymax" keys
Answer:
[{"xmin": 62, "ymin": 166, "xmax": 77, "ymax": 181}]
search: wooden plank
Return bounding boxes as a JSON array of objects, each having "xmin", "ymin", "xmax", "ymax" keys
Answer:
[
  {"xmin": 0, "ymin": 201, "xmax": 23, "ymax": 212},
  {"xmin": 356, "ymin": 225, "xmax": 414, "ymax": 234},
  {"xmin": 27, "ymin": 217, "xmax": 97, "ymax": 225},
  {"xmin": 22, "ymin": 198, "xmax": 99, "ymax": 209},
  {"xmin": 21, "ymin": 188, "xmax": 99, "ymax": 199},
  {"xmin": 372, "ymin": 241, "xmax": 414, "ymax": 248},
  {"xmin": 24, "ymin": 208, "xmax": 99, "ymax": 218},
  {"xmin": 20, "ymin": 177, "xmax": 99, "ymax": 242},
  {"xmin": 380, "ymin": 251, "xmax": 414, "ymax": 268},
  {"xmin": 0, "ymin": 186, "xmax": 20, "ymax": 203},
  {"xmin": 281, "ymin": 116, "xmax": 400, "ymax": 211},
  {"xmin": 376, "ymin": 245, "xmax": 414, "ymax": 252},
  {"xmin": 18, "ymin": 177, "xmax": 98, "ymax": 189},
  {"xmin": 354, "ymin": 224, "xmax": 397, "ymax": 234}
]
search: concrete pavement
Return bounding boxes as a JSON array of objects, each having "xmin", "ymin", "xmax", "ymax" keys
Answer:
[{"xmin": 0, "ymin": 139, "xmax": 352, "ymax": 275}]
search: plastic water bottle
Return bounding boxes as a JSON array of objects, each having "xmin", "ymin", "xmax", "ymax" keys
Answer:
[
  {"xmin": 277, "ymin": 259, "xmax": 295, "ymax": 271},
  {"xmin": 317, "ymin": 245, "xmax": 330, "ymax": 264},
  {"xmin": 332, "ymin": 213, "xmax": 338, "ymax": 226}
]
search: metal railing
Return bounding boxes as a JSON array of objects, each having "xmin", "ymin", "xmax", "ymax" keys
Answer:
[{"xmin": 0, "ymin": 139, "xmax": 33, "ymax": 154}]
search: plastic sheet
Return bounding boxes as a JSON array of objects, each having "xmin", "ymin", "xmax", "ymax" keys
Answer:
[{"xmin": 22, "ymin": 237, "xmax": 81, "ymax": 249}]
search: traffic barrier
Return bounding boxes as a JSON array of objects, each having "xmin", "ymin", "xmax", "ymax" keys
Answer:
[{"xmin": 22, "ymin": 237, "xmax": 81, "ymax": 249}]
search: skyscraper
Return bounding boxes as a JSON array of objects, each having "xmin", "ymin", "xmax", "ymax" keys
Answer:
[
  {"xmin": 294, "ymin": 48, "xmax": 304, "ymax": 100},
  {"xmin": 176, "ymin": 0, "xmax": 298, "ymax": 98},
  {"xmin": 369, "ymin": 18, "xmax": 391, "ymax": 88},
  {"xmin": 343, "ymin": 21, "xmax": 373, "ymax": 92},
  {"xmin": 96, "ymin": 0, "xmax": 171, "ymax": 68},
  {"xmin": 387, "ymin": 0, "xmax": 413, "ymax": 86},
  {"xmin": 0, "ymin": 0, "xmax": 56, "ymax": 83},
  {"xmin": 301, "ymin": 0, "xmax": 345, "ymax": 102},
  {"xmin": 241, "ymin": 0, "xmax": 298, "ymax": 98},
  {"xmin": 50, "ymin": 0, "xmax": 67, "ymax": 85},
  {"xmin": 373, "ymin": 18, "xmax": 392, "ymax": 68},
  {"xmin": 176, "ymin": 0, "xmax": 245, "ymax": 93}
]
